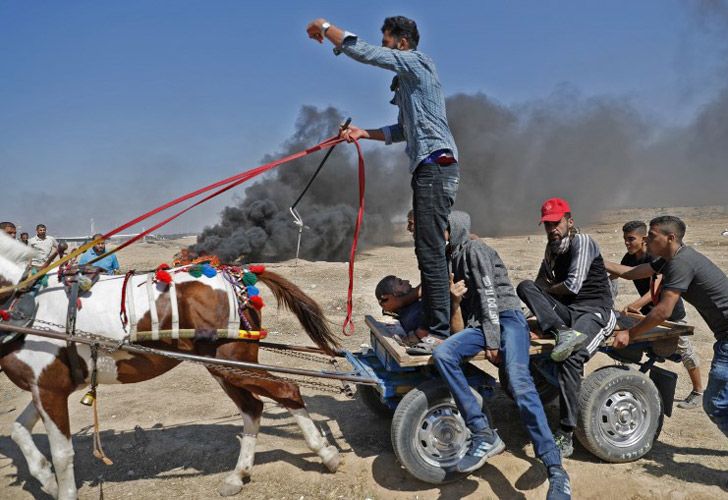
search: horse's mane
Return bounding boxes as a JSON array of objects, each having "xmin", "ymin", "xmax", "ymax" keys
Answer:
[{"xmin": 257, "ymin": 270, "xmax": 340, "ymax": 356}]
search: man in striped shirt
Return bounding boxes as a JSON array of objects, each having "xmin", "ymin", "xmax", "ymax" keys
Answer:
[
  {"xmin": 516, "ymin": 198, "xmax": 616, "ymax": 458},
  {"xmin": 307, "ymin": 16, "xmax": 459, "ymax": 351}
]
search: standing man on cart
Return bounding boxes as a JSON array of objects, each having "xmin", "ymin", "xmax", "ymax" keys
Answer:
[{"xmin": 306, "ymin": 15, "xmax": 459, "ymax": 353}]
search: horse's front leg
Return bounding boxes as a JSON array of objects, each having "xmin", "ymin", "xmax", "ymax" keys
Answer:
[
  {"xmin": 289, "ymin": 405, "xmax": 341, "ymax": 473},
  {"xmin": 35, "ymin": 388, "xmax": 77, "ymax": 500},
  {"xmin": 11, "ymin": 401, "xmax": 59, "ymax": 497},
  {"xmin": 214, "ymin": 379, "xmax": 264, "ymax": 496}
]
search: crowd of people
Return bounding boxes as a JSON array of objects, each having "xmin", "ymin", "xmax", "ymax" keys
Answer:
[
  {"xmin": 0, "ymin": 222, "xmax": 120, "ymax": 276},
  {"xmin": 307, "ymin": 14, "xmax": 728, "ymax": 498}
]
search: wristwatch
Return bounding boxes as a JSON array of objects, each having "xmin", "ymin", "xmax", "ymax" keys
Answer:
[{"xmin": 321, "ymin": 22, "xmax": 331, "ymax": 36}]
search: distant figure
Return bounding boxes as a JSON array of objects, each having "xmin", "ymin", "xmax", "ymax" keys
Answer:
[
  {"xmin": 0, "ymin": 222, "xmax": 17, "ymax": 239},
  {"xmin": 19, "ymin": 232, "xmax": 29, "ymax": 245},
  {"xmin": 28, "ymin": 224, "xmax": 59, "ymax": 271},
  {"xmin": 79, "ymin": 234, "xmax": 119, "ymax": 275},
  {"xmin": 78, "ymin": 233, "xmax": 119, "ymax": 274}
]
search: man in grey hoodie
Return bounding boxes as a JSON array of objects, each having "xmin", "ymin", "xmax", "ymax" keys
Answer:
[{"xmin": 431, "ymin": 211, "xmax": 570, "ymax": 500}]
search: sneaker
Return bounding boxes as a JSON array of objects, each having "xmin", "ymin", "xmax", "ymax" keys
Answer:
[
  {"xmin": 677, "ymin": 390, "xmax": 703, "ymax": 410},
  {"xmin": 554, "ymin": 430, "xmax": 574, "ymax": 458},
  {"xmin": 547, "ymin": 466, "xmax": 572, "ymax": 500},
  {"xmin": 405, "ymin": 335, "xmax": 444, "ymax": 356},
  {"xmin": 550, "ymin": 328, "xmax": 588, "ymax": 362},
  {"xmin": 455, "ymin": 431, "xmax": 506, "ymax": 473}
]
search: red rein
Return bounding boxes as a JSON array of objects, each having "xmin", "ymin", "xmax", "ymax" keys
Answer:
[{"xmin": 110, "ymin": 137, "xmax": 365, "ymax": 335}]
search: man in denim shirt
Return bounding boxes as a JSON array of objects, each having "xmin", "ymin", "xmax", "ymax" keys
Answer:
[{"xmin": 307, "ymin": 16, "xmax": 459, "ymax": 351}]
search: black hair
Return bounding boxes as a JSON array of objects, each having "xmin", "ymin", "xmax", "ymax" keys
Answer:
[
  {"xmin": 622, "ymin": 220, "xmax": 647, "ymax": 235},
  {"xmin": 0, "ymin": 221, "xmax": 16, "ymax": 230},
  {"xmin": 20, "ymin": 232, "xmax": 28, "ymax": 237},
  {"xmin": 36, "ymin": 223, "xmax": 46, "ymax": 230},
  {"xmin": 375, "ymin": 275, "xmax": 398, "ymax": 300},
  {"xmin": 381, "ymin": 16, "xmax": 419, "ymax": 49},
  {"xmin": 649, "ymin": 215, "xmax": 686, "ymax": 242}
]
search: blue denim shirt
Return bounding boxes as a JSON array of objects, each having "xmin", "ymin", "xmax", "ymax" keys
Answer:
[{"xmin": 338, "ymin": 34, "xmax": 458, "ymax": 173}]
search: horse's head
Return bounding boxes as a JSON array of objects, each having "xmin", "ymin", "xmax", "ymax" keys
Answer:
[{"xmin": 0, "ymin": 231, "xmax": 37, "ymax": 288}]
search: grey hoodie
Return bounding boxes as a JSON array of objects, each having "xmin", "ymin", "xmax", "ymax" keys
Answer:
[{"xmin": 448, "ymin": 211, "xmax": 521, "ymax": 349}]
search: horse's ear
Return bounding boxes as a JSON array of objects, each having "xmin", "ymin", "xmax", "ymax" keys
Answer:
[{"xmin": 0, "ymin": 231, "xmax": 37, "ymax": 285}]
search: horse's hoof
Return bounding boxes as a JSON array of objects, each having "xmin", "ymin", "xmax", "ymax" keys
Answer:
[
  {"xmin": 218, "ymin": 475, "xmax": 244, "ymax": 497},
  {"xmin": 321, "ymin": 445, "xmax": 341, "ymax": 472}
]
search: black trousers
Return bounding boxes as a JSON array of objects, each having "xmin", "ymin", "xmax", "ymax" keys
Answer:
[{"xmin": 517, "ymin": 279, "xmax": 613, "ymax": 430}]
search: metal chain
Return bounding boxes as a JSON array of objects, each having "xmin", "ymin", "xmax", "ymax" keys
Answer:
[{"xmin": 29, "ymin": 319, "xmax": 346, "ymax": 394}]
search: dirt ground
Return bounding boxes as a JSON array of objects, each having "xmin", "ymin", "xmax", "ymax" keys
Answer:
[{"xmin": 1, "ymin": 207, "xmax": 728, "ymax": 499}]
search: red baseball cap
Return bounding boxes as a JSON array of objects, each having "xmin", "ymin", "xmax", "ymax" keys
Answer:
[{"xmin": 540, "ymin": 197, "xmax": 571, "ymax": 223}]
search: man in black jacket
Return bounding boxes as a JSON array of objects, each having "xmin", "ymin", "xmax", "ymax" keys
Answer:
[
  {"xmin": 431, "ymin": 211, "xmax": 571, "ymax": 499},
  {"xmin": 517, "ymin": 198, "xmax": 616, "ymax": 457}
]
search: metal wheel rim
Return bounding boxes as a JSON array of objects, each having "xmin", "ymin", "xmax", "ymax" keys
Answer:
[
  {"xmin": 413, "ymin": 402, "xmax": 470, "ymax": 468},
  {"xmin": 597, "ymin": 388, "xmax": 651, "ymax": 448}
]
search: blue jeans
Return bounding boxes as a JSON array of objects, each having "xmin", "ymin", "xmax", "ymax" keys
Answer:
[
  {"xmin": 411, "ymin": 162, "xmax": 459, "ymax": 338},
  {"xmin": 703, "ymin": 339, "xmax": 728, "ymax": 437},
  {"xmin": 432, "ymin": 310, "xmax": 562, "ymax": 467}
]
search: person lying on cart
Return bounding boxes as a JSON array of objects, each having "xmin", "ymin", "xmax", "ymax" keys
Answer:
[
  {"xmin": 611, "ymin": 220, "xmax": 703, "ymax": 410},
  {"xmin": 606, "ymin": 216, "xmax": 728, "ymax": 441},
  {"xmin": 516, "ymin": 197, "xmax": 616, "ymax": 458},
  {"xmin": 374, "ymin": 274, "xmax": 466, "ymax": 347},
  {"xmin": 430, "ymin": 211, "xmax": 571, "ymax": 499}
]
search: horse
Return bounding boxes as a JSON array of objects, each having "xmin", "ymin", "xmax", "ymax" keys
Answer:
[{"xmin": 0, "ymin": 233, "xmax": 341, "ymax": 499}]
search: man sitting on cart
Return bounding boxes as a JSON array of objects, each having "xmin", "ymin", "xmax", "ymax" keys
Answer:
[
  {"xmin": 516, "ymin": 198, "xmax": 616, "ymax": 458},
  {"xmin": 430, "ymin": 211, "xmax": 571, "ymax": 499},
  {"xmin": 606, "ymin": 216, "xmax": 728, "ymax": 441}
]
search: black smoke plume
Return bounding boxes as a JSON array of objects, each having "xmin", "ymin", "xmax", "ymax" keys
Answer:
[
  {"xmin": 194, "ymin": 106, "xmax": 409, "ymax": 262},
  {"xmin": 197, "ymin": 2, "xmax": 728, "ymax": 261}
]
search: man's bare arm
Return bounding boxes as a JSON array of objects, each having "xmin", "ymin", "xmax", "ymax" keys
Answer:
[
  {"xmin": 605, "ymin": 260, "xmax": 654, "ymax": 280},
  {"xmin": 612, "ymin": 289, "xmax": 681, "ymax": 348}
]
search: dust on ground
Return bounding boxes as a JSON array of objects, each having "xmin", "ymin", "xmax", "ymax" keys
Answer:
[{"xmin": 1, "ymin": 207, "xmax": 727, "ymax": 499}]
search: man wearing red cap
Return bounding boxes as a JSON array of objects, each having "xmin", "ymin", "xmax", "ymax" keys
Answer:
[{"xmin": 516, "ymin": 197, "xmax": 616, "ymax": 457}]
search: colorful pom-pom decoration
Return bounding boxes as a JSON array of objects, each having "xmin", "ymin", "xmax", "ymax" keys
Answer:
[
  {"xmin": 246, "ymin": 285, "xmax": 259, "ymax": 296},
  {"xmin": 155, "ymin": 263, "xmax": 173, "ymax": 284},
  {"xmin": 201, "ymin": 263, "xmax": 217, "ymax": 278},
  {"xmin": 242, "ymin": 271, "xmax": 258, "ymax": 286},
  {"xmin": 249, "ymin": 295, "xmax": 264, "ymax": 310},
  {"xmin": 249, "ymin": 264, "xmax": 266, "ymax": 275},
  {"xmin": 188, "ymin": 265, "xmax": 203, "ymax": 278}
]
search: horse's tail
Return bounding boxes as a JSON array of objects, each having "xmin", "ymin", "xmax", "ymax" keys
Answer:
[{"xmin": 257, "ymin": 270, "xmax": 340, "ymax": 356}]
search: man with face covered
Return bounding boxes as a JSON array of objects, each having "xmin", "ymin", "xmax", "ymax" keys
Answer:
[
  {"xmin": 516, "ymin": 198, "xmax": 616, "ymax": 458},
  {"xmin": 307, "ymin": 15, "xmax": 459, "ymax": 353},
  {"xmin": 78, "ymin": 234, "xmax": 120, "ymax": 275}
]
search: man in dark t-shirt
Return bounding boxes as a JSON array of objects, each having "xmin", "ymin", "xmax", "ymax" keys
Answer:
[
  {"xmin": 612, "ymin": 220, "xmax": 703, "ymax": 409},
  {"xmin": 607, "ymin": 216, "xmax": 728, "ymax": 440}
]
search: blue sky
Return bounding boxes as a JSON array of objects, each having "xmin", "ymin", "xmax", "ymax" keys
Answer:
[{"xmin": 0, "ymin": 1, "xmax": 724, "ymax": 235}]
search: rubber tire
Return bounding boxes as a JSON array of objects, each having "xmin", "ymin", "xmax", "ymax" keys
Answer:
[
  {"xmin": 498, "ymin": 360, "xmax": 559, "ymax": 406},
  {"xmin": 391, "ymin": 379, "xmax": 482, "ymax": 484},
  {"xmin": 575, "ymin": 365, "xmax": 663, "ymax": 463},
  {"xmin": 357, "ymin": 384, "xmax": 395, "ymax": 418}
]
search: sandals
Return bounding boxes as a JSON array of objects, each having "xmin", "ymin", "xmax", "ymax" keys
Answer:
[{"xmin": 406, "ymin": 335, "xmax": 445, "ymax": 355}]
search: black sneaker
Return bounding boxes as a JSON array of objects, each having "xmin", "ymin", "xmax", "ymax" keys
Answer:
[
  {"xmin": 547, "ymin": 466, "xmax": 572, "ymax": 500},
  {"xmin": 677, "ymin": 390, "xmax": 702, "ymax": 410},
  {"xmin": 554, "ymin": 430, "xmax": 574, "ymax": 458},
  {"xmin": 455, "ymin": 431, "xmax": 506, "ymax": 473},
  {"xmin": 550, "ymin": 328, "xmax": 588, "ymax": 362}
]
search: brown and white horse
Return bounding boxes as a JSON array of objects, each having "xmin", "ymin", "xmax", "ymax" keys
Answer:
[{"xmin": 0, "ymin": 233, "xmax": 341, "ymax": 499}]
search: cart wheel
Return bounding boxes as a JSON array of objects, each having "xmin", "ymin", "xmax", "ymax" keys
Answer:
[
  {"xmin": 498, "ymin": 360, "xmax": 559, "ymax": 406},
  {"xmin": 576, "ymin": 366, "xmax": 663, "ymax": 463},
  {"xmin": 357, "ymin": 385, "xmax": 395, "ymax": 418},
  {"xmin": 391, "ymin": 379, "xmax": 482, "ymax": 484}
]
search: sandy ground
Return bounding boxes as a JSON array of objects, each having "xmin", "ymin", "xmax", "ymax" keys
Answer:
[{"xmin": 1, "ymin": 207, "xmax": 728, "ymax": 499}]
